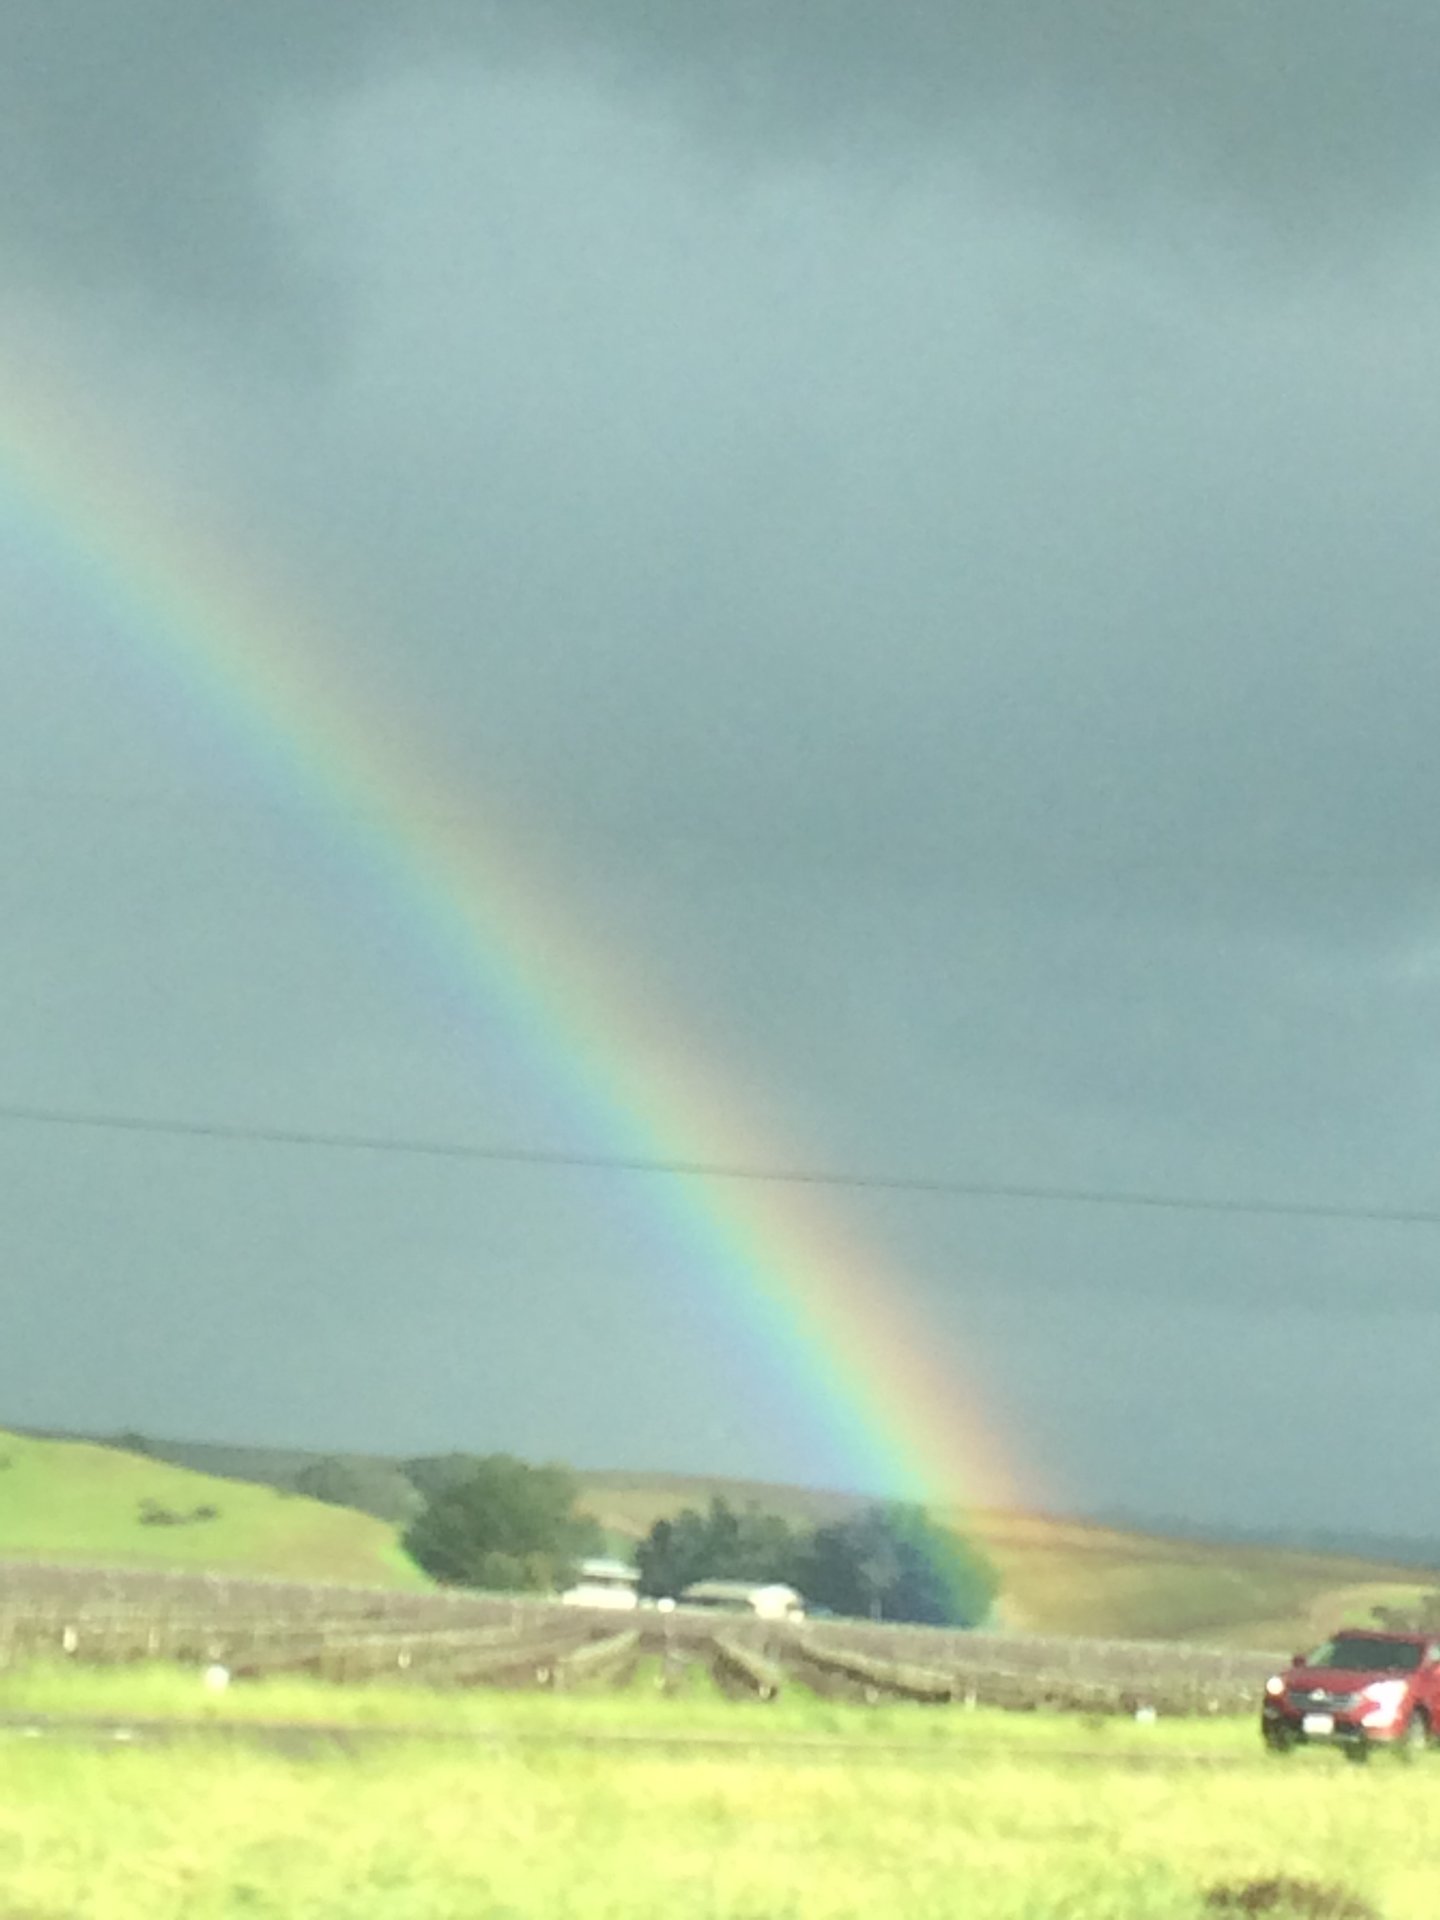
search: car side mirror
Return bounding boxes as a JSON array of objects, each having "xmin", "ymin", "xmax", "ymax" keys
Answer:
[{"xmin": 1291, "ymin": 1653, "xmax": 1306, "ymax": 1667}]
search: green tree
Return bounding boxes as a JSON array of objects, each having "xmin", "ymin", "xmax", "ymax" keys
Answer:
[
  {"xmin": 802, "ymin": 1504, "xmax": 998, "ymax": 1627},
  {"xmin": 292, "ymin": 1457, "xmax": 421, "ymax": 1525},
  {"xmin": 725, "ymin": 1504, "xmax": 807, "ymax": 1585},
  {"xmin": 635, "ymin": 1497, "xmax": 806, "ymax": 1597},
  {"xmin": 402, "ymin": 1453, "xmax": 488, "ymax": 1503},
  {"xmin": 635, "ymin": 1508, "xmax": 712, "ymax": 1598},
  {"xmin": 402, "ymin": 1455, "xmax": 600, "ymax": 1592}
]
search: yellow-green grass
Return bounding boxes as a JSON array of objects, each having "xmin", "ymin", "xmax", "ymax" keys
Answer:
[
  {"xmin": 581, "ymin": 1471, "xmax": 1439, "ymax": 1646},
  {"xmin": 0, "ymin": 1720, "xmax": 1428, "ymax": 1918},
  {"xmin": 0, "ymin": 1431, "xmax": 426, "ymax": 1587},
  {"xmin": 0, "ymin": 1656, "xmax": 1259, "ymax": 1753},
  {"xmin": 969, "ymin": 1511, "xmax": 1437, "ymax": 1646}
]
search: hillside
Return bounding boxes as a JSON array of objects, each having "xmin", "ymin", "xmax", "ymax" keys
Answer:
[
  {"xmin": 0, "ymin": 1432, "xmax": 427, "ymax": 1588},
  {"xmin": 576, "ymin": 1470, "xmax": 1440, "ymax": 1649},
  {"xmin": 13, "ymin": 1432, "xmax": 1436, "ymax": 1646}
]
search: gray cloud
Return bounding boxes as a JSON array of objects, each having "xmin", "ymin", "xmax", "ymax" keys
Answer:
[
  {"xmin": 8, "ymin": 2, "xmax": 1440, "ymax": 331},
  {"xmin": 5, "ymin": 7, "xmax": 1440, "ymax": 1532}
]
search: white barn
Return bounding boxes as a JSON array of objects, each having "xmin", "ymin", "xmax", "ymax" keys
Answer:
[
  {"xmin": 678, "ymin": 1580, "xmax": 805, "ymax": 1621},
  {"xmin": 559, "ymin": 1557, "xmax": 641, "ymax": 1610}
]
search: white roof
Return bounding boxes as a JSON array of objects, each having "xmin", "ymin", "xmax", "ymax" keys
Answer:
[
  {"xmin": 574, "ymin": 1557, "xmax": 640, "ymax": 1583},
  {"xmin": 681, "ymin": 1580, "xmax": 801, "ymax": 1603}
]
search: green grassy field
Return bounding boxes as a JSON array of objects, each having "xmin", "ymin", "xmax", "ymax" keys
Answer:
[
  {"xmin": 0, "ymin": 1430, "xmax": 426, "ymax": 1587},
  {"xmin": 0, "ymin": 1672, "xmax": 1424, "ymax": 1918}
]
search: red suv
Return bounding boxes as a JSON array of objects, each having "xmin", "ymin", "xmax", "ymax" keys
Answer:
[{"xmin": 1262, "ymin": 1630, "xmax": 1440, "ymax": 1763}]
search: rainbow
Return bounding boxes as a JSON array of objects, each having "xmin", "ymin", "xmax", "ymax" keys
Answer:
[{"xmin": 0, "ymin": 342, "xmax": 1025, "ymax": 1521}]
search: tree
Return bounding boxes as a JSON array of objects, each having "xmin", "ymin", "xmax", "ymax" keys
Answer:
[
  {"xmin": 801, "ymin": 1504, "xmax": 998, "ymax": 1627},
  {"xmin": 635, "ymin": 1508, "xmax": 714, "ymax": 1598},
  {"xmin": 402, "ymin": 1453, "xmax": 489, "ymax": 1504},
  {"xmin": 635, "ymin": 1497, "xmax": 806, "ymax": 1598},
  {"xmin": 292, "ymin": 1457, "xmax": 421, "ymax": 1525},
  {"xmin": 402, "ymin": 1455, "xmax": 601, "ymax": 1592}
]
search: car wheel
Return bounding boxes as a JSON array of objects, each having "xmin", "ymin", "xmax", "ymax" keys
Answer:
[
  {"xmin": 1400, "ymin": 1710, "xmax": 1430, "ymax": 1760},
  {"xmin": 1263, "ymin": 1728, "xmax": 1294, "ymax": 1756},
  {"xmin": 1343, "ymin": 1742, "xmax": 1371, "ymax": 1765}
]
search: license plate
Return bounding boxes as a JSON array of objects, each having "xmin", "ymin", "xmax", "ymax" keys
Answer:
[{"xmin": 1302, "ymin": 1713, "xmax": 1335, "ymax": 1736}]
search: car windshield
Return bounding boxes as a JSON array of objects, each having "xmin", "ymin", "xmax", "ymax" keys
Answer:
[{"xmin": 1305, "ymin": 1637, "xmax": 1423, "ymax": 1673}]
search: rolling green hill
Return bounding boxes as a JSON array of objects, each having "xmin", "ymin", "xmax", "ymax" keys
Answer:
[
  {"xmin": 10, "ymin": 1431, "xmax": 1435, "ymax": 1646},
  {"xmin": 0, "ymin": 1431, "xmax": 427, "ymax": 1588}
]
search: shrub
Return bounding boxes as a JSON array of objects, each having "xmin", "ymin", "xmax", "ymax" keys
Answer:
[
  {"xmin": 1204, "ymin": 1877, "xmax": 1378, "ymax": 1917},
  {"xmin": 137, "ymin": 1500, "xmax": 182, "ymax": 1527}
]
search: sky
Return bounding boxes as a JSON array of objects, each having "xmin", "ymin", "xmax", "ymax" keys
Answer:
[{"xmin": 3, "ymin": 3, "xmax": 1440, "ymax": 1535}]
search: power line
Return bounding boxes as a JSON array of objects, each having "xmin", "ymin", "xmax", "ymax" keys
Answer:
[{"xmin": 0, "ymin": 1097, "xmax": 1435, "ymax": 1227}]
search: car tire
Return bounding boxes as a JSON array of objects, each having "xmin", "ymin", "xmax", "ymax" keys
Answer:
[
  {"xmin": 1343, "ymin": 1742, "xmax": 1371, "ymax": 1765},
  {"xmin": 1399, "ymin": 1710, "xmax": 1430, "ymax": 1760},
  {"xmin": 1263, "ymin": 1728, "xmax": 1294, "ymax": 1756}
]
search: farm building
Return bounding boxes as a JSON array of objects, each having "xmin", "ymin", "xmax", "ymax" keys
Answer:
[
  {"xmin": 559, "ymin": 1558, "xmax": 641, "ymax": 1610},
  {"xmin": 679, "ymin": 1580, "xmax": 805, "ymax": 1621}
]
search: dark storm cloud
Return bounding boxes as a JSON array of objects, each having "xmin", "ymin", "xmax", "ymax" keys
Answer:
[
  {"xmin": 8, "ymin": 1, "xmax": 1440, "ymax": 327},
  {"xmin": 516, "ymin": 1, "xmax": 1440, "ymax": 238},
  {"xmin": 0, "ymin": 3, "xmax": 337, "ymax": 319},
  {"xmin": 9, "ymin": 3, "xmax": 1440, "ymax": 1533}
]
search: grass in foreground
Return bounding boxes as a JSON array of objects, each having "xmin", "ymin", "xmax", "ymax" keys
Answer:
[
  {"xmin": 0, "ymin": 1731, "xmax": 1429, "ymax": 1918},
  {"xmin": 0, "ymin": 1655, "xmax": 1257, "ymax": 1754}
]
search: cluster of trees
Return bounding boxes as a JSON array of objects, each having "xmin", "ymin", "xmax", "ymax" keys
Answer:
[
  {"xmin": 637, "ymin": 1495, "xmax": 997, "ymax": 1627},
  {"xmin": 386, "ymin": 1452, "xmax": 997, "ymax": 1628},
  {"xmin": 401, "ymin": 1456, "xmax": 601, "ymax": 1594},
  {"xmin": 290, "ymin": 1456, "xmax": 423, "ymax": 1525}
]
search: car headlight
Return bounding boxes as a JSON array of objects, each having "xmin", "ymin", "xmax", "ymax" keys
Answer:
[{"xmin": 1264, "ymin": 1675, "xmax": 1285, "ymax": 1697}]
